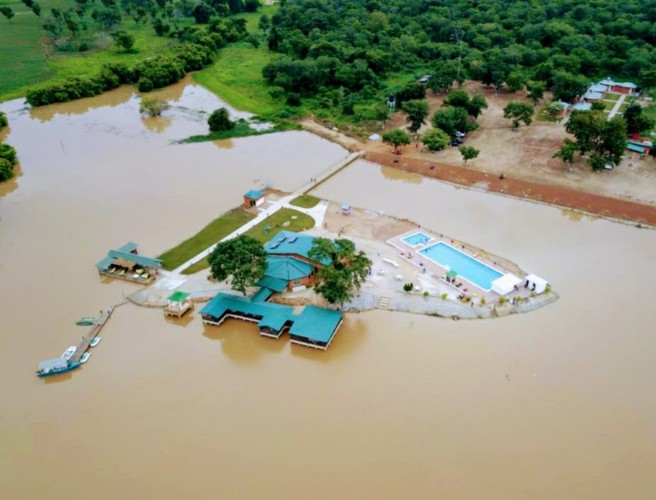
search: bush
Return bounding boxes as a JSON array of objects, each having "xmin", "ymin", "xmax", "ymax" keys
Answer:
[
  {"xmin": 441, "ymin": 292, "xmax": 448, "ymax": 300},
  {"xmin": 423, "ymin": 291, "xmax": 429, "ymax": 297},
  {"xmin": 499, "ymin": 296, "xmax": 507, "ymax": 304},
  {"xmin": 136, "ymin": 56, "xmax": 186, "ymax": 91},
  {"xmin": 0, "ymin": 158, "xmax": 13, "ymax": 182},
  {"xmin": 78, "ymin": 43, "xmax": 89, "ymax": 52},
  {"xmin": 140, "ymin": 97, "xmax": 169, "ymax": 117},
  {"xmin": 0, "ymin": 112, "xmax": 7, "ymax": 129},
  {"xmin": 480, "ymin": 296, "xmax": 487, "ymax": 305},
  {"xmin": 285, "ymin": 92, "xmax": 301, "ymax": 106},
  {"xmin": 208, "ymin": 108, "xmax": 234, "ymax": 132},
  {"xmin": 403, "ymin": 282, "xmax": 414, "ymax": 292},
  {"xmin": 0, "ymin": 143, "xmax": 19, "ymax": 166}
]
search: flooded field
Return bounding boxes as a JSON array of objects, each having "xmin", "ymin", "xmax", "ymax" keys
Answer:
[{"xmin": 1, "ymin": 85, "xmax": 656, "ymax": 499}]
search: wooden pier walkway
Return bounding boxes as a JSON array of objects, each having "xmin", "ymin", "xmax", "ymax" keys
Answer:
[{"xmin": 69, "ymin": 305, "xmax": 117, "ymax": 362}]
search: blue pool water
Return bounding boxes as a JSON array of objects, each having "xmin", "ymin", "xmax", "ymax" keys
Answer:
[
  {"xmin": 403, "ymin": 232, "xmax": 432, "ymax": 246},
  {"xmin": 420, "ymin": 242, "xmax": 503, "ymax": 290}
]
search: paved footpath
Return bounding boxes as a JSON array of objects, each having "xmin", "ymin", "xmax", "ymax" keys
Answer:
[
  {"xmin": 607, "ymin": 93, "xmax": 626, "ymax": 119},
  {"xmin": 171, "ymin": 151, "xmax": 361, "ymax": 274}
]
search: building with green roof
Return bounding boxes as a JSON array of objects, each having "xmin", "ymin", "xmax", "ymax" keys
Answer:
[
  {"xmin": 199, "ymin": 292, "xmax": 343, "ymax": 349},
  {"xmin": 95, "ymin": 242, "xmax": 162, "ymax": 284}
]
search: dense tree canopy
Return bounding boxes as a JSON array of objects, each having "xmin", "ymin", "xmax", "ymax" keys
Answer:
[
  {"xmin": 308, "ymin": 238, "xmax": 372, "ymax": 306},
  {"xmin": 265, "ymin": 0, "xmax": 656, "ymax": 120},
  {"xmin": 208, "ymin": 235, "xmax": 267, "ymax": 295},
  {"xmin": 382, "ymin": 129, "xmax": 410, "ymax": 152},
  {"xmin": 564, "ymin": 111, "xmax": 628, "ymax": 170}
]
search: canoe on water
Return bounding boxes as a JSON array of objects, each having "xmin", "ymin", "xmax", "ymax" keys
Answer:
[{"xmin": 76, "ymin": 317, "xmax": 97, "ymax": 326}]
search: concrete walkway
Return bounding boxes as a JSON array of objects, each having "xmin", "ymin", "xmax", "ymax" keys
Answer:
[
  {"xmin": 607, "ymin": 93, "xmax": 626, "ymax": 119},
  {"xmin": 171, "ymin": 151, "xmax": 361, "ymax": 274}
]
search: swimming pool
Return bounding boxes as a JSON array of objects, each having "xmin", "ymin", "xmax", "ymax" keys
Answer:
[
  {"xmin": 403, "ymin": 232, "xmax": 432, "ymax": 247},
  {"xmin": 419, "ymin": 242, "xmax": 503, "ymax": 291}
]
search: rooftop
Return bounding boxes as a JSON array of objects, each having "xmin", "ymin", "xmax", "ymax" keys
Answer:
[
  {"xmin": 95, "ymin": 243, "xmax": 162, "ymax": 271},
  {"xmin": 264, "ymin": 230, "xmax": 329, "ymax": 265},
  {"xmin": 244, "ymin": 189, "xmax": 264, "ymax": 199},
  {"xmin": 200, "ymin": 292, "xmax": 342, "ymax": 344}
]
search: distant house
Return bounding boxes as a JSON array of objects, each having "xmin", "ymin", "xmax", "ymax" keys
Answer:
[
  {"xmin": 571, "ymin": 102, "xmax": 592, "ymax": 112},
  {"xmin": 243, "ymin": 189, "xmax": 264, "ymax": 208},
  {"xmin": 589, "ymin": 84, "xmax": 608, "ymax": 93},
  {"xmin": 95, "ymin": 242, "xmax": 162, "ymax": 283},
  {"xmin": 583, "ymin": 90, "xmax": 603, "ymax": 102},
  {"xmin": 599, "ymin": 78, "xmax": 637, "ymax": 95},
  {"xmin": 626, "ymin": 138, "xmax": 653, "ymax": 158}
]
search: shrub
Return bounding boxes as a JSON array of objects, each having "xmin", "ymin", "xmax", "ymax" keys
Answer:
[
  {"xmin": 285, "ymin": 92, "xmax": 301, "ymax": 106},
  {"xmin": 499, "ymin": 296, "xmax": 507, "ymax": 304},
  {"xmin": 545, "ymin": 284, "xmax": 551, "ymax": 293},
  {"xmin": 0, "ymin": 112, "xmax": 7, "ymax": 129},
  {"xmin": 480, "ymin": 296, "xmax": 487, "ymax": 305},
  {"xmin": 0, "ymin": 158, "xmax": 14, "ymax": 182},
  {"xmin": 208, "ymin": 108, "xmax": 234, "ymax": 132},
  {"xmin": 441, "ymin": 292, "xmax": 448, "ymax": 300},
  {"xmin": 403, "ymin": 282, "xmax": 414, "ymax": 292},
  {"xmin": 0, "ymin": 143, "xmax": 18, "ymax": 166},
  {"xmin": 140, "ymin": 97, "xmax": 169, "ymax": 117},
  {"xmin": 423, "ymin": 291, "xmax": 429, "ymax": 297}
]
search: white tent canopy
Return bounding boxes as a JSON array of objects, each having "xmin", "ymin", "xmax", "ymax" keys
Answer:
[
  {"xmin": 491, "ymin": 273, "xmax": 522, "ymax": 295},
  {"xmin": 525, "ymin": 274, "xmax": 548, "ymax": 294}
]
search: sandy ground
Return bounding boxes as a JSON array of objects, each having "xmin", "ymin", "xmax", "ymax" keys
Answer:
[{"xmin": 372, "ymin": 82, "xmax": 656, "ymax": 208}]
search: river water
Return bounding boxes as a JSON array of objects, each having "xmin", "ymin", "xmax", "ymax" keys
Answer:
[{"xmin": 1, "ymin": 83, "xmax": 655, "ymax": 499}]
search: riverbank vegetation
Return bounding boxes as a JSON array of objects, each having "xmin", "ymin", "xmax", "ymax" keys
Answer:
[
  {"xmin": 260, "ymin": 0, "xmax": 655, "ymax": 127},
  {"xmin": 183, "ymin": 117, "xmax": 300, "ymax": 143},
  {"xmin": 0, "ymin": 143, "xmax": 19, "ymax": 182}
]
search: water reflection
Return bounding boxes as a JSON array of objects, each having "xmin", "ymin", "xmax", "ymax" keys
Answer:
[
  {"xmin": 0, "ymin": 163, "xmax": 21, "ymax": 198},
  {"xmin": 141, "ymin": 115, "xmax": 173, "ymax": 134},
  {"xmin": 379, "ymin": 163, "xmax": 423, "ymax": 184}
]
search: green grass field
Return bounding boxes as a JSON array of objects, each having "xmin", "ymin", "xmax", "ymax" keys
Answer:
[
  {"xmin": 193, "ymin": 44, "xmax": 283, "ymax": 116},
  {"xmin": 158, "ymin": 208, "xmax": 255, "ymax": 271},
  {"xmin": 289, "ymin": 194, "xmax": 320, "ymax": 208},
  {"xmin": 183, "ymin": 207, "xmax": 315, "ymax": 275}
]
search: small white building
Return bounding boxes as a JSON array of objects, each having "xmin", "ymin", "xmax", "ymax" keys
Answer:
[
  {"xmin": 524, "ymin": 274, "xmax": 549, "ymax": 294},
  {"xmin": 491, "ymin": 273, "xmax": 522, "ymax": 296}
]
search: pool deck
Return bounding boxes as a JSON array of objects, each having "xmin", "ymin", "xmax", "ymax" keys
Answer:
[{"xmin": 388, "ymin": 228, "xmax": 533, "ymax": 303}]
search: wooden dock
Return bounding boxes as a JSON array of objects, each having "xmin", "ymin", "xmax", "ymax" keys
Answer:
[{"xmin": 69, "ymin": 306, "xmax": 115, "ymax": 362}]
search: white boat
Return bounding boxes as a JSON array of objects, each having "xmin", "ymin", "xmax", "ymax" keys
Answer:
[
  {"xmin": 89, "ymin": 336, "xmax": 102, "ymax": 347},
  {"xmin": 80, "ymin": 352, "xmax": 91, "ymax": 364},
  {"xmin": 61, "ymin": 346, "xmax": 77, "ymax": 361}
]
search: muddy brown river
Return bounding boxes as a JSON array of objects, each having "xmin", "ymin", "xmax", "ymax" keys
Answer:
[{"xmin": 1, "ymin": 83, "xmax": 656, "ymax": 499}]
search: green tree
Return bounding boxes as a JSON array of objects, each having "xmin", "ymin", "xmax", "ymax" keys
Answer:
[
  {"xmin": 0, "ymin": 158, "xmax": 13, "ymax": 182},
  {"xmin": 506, "ymin": 70, "xmax": 527, "ymax": 93},
  {"xmin": 503, "ymin": 101, "xmax": 534, "ymax": 129},
  {"xmin": 432, "ymin": 106, "xmax": 470, "ymax": 136},
  {"xmin": 623, "ymin": 104, "xmax": 655, "ymax": 135},
  {"xmin": 402, "ymin": 99, "xmax": 429, "ymax": 133},
  {"xmin": 208, "ymin": 235, "xmax": 267, "ymax": 295},
  {"xmin": 308, "ymin": 238, "xmax": 372, "ymax": 307},
  {"xmin": 443, "ymin": 89, "xmax": 470, "ymax": 109},
  {"xmin": 591, "ymin": 102, "xmax": 606, "ymax": 112},
  {"xmin": 139, "ymin": 97, "xmax": 169, "ymax": 117},
  {"xmin": 208, "ymin": 108, "xmax": 234, "ymax": 132},
  {"xmin": 527, "ymin": 81, "xmax": 546, "ymax": 104},
  {"xmin": 421, "ymin": 128, "xmax": 450, "ymax": 151},
  {"xmin": 468, "ymin": 93, "xmax": 488, "ymax": 119},
  {"xmin": 0, "ymin": 6, "xmax": 14, "ymax": 22},
  {"xmin": 31, "ymin": 2, "xmax": 41, "ymax": 16},
  {"xmin": 258, "ymin": 14, "xmax": 270, "ymax": 31},
  {"xmin": 0, "ymin": 143, "xmax": 18, "ymax": 166},
  {"xmin": 112, "ymin": 30, "xmax": 135, "ymax": 52},
  {"xmin": 553, "ymin": 138, "xmax": 577, "ymax": 169},
  {"xmin": 552, "ymin": 71, "xmax": 588, "ymax": 103},
  {"xmin": 0, "ymin": 112, "xmax": 7, "ymax": 129},
  {"xmin": 565, "ymin": 111, "xmax": 627, "ymax": 170},
  {"xmin": 382, "ymin": 129, "xmax": 410, "ymax": 153},
  {"xmin": 459, "ymin": 145, "xmax": 479, "ymax": 164}
]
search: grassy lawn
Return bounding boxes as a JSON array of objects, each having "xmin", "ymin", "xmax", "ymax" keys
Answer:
[
  {"xmin": 0, "ymin": 0, "xmax": 69, "ymax": 100},
  {"xmin": 618, "ymin": 102, "xmax": 629, "ymax": 113},
  {"xmin": 601, "ymin": 100, "xmax": 615, "ymax": 111},
  {"xmin": 193, "ymin": 43, "xmax": 284, "ymax": 116},
  {"xmin": 183, "ymin": 207, "xmax": 314, "ymax": 275},
  {"xmin": 184, "ymin": 118, "xmax": 300, "ymax": 143},
  {"xmin": 604, "ymin": 93, "xmax": 621, "ymax": 102},
  {"xmin": 642, "ymin": 104, "xmax": 656, "ymax": 136},
  {"xmin": 158, "ymin": 208, "xmax": 255, "ymax": 271},
  {"xmin": 0, "ymin": 0, "xmax": 181, "ymax": 101},
  {"xmin": 235, "ymin": 5, "xmax": 278, "ymax": 33},
  {"xmin": 289, "ymin": 194, "xmax": 320, "ymax": 208}
]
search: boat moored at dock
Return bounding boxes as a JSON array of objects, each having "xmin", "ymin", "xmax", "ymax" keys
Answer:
[{"xmin": 36, "ymin": 358, "xmax": 81, "ymax": 377}]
